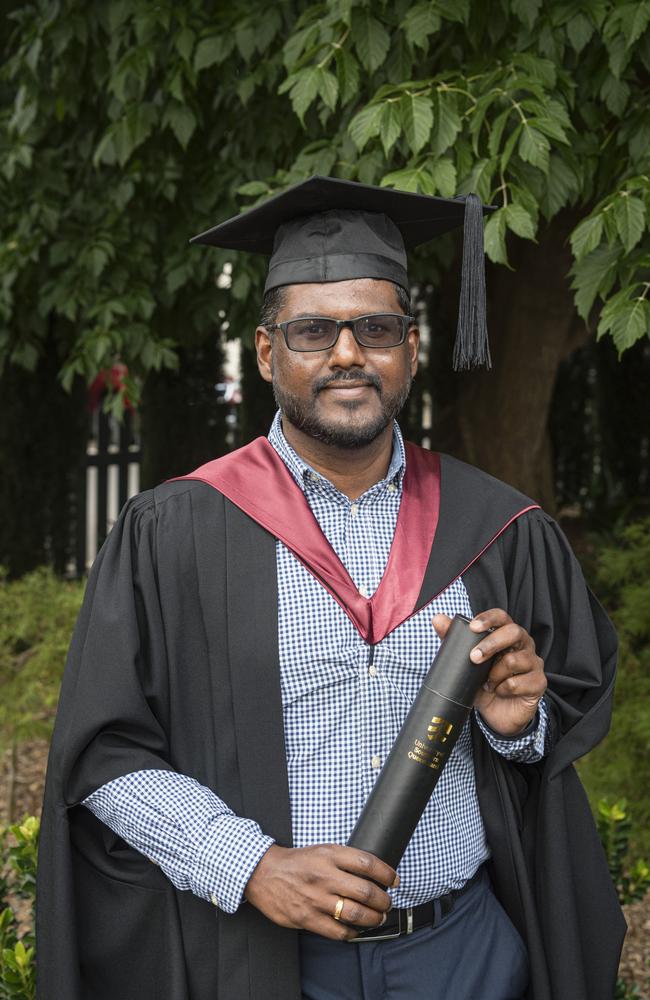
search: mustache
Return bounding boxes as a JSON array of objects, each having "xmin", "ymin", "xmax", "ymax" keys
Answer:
[{"xmin": 313, "ymin": 370, "xmax": 382, "ymax": 394}]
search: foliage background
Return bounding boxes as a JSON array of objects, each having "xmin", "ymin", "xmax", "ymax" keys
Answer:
[{"xmin": 0, "ymin": 0, "xmax": 649, "ymax": 522}]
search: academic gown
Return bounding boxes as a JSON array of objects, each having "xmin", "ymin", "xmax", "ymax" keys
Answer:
[{"xmin": 35, "ymin": 444, "xmax": 626, "ymax": 1000}]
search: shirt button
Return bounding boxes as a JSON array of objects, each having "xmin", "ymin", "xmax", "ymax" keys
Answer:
[
  {"xmin": 309, "ymin": 471, "xmax": 319, "ymax": 482},
  {"xmin": 358, "ymin": 584, "xmax": 369, "ymax": 598},
  {"xmin": 388, "ymin": 482, "xmax": 397, "ymax": 493},
  {"xmin": 350, "ymin": 503, "xmax": 359, "ymax": 517},
  {"xmin": 210, "ymin": 893, "xmax": 219, "ymax": 906},
  {"xmin": 368, "ymin": 664, "xmax": 377, "ymax": 677},
  {"xmin": 371, "ymin": 755, "xmax": 381, "ymax": 769}
]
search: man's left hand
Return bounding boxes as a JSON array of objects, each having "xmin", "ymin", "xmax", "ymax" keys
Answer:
[{"xmin": 432, "ymin": 610, "xmax": 547, "ymax": 737}]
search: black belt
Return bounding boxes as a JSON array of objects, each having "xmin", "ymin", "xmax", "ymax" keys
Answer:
[{"xmin": 348, "ymin": 866, "xmax": 485, "ymax": 943}]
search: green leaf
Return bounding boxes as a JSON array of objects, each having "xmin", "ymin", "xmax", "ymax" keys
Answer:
[
  {"xmin": 317, "ymin": 68, "xmax": 339, "ymax": 111},
  {"xmin": 379, "ymin": 101, "xmax": 402, "ymax": 156},
  {"xmin": 381, "ymin": 167, "xmax": 435, "ymax": 194},
  {"xmin": 571, "ymin": 244, "xmax": 620, "ymax": 319},
  {"xmin": 487, "ymin": 108, "xmax": 512, "ymax": 158},
  {"xmin": 286, "ymin": 67, "xmax": 321, "ymax": 122},
  {"xmin": 518, "ymin": 126, "xmax": 550, "ymax": 172},
  {"xmin": 600, "ymin": 75, "xmax": 630, "ymax": 116},
  {"xmin": 459, "ymin": 158, "xmax": 497, "ymax": 204},
  {"xmin": 528, "ymin": 116, "xmax": 569, "ymax": 145},
  {"xmin": 108, "ymin": 0, "xmax": 130, "ymax": 33},
  {"xmin": 430, "ymin": 157, "xmax": 457, "ymax": 198},
  {"xmin": 400, "ymin": 93, "xmax": 434, "ymax": 154},
  {"xmin": 349, "ymin": 102, "xmax": 383, "ymax": 151},
  {"xmin": 335, "ymin": 49, "xmax": 360, "ymax": 105},
  {"xmin": 352, "ymin": 11, "xmax": 391, "ymax": 73},
  {"xmin": 255, "ymin": 8, "xmax": 282, "ymax": 52},
  {"xmin": 235, "ymin": 24, "xmax": 256, "ymax": 62},
  {"xmin": 25, "ymin": 37, "xmax": 42, "ymax": 74},
  {"xmin": 237, "ymin": 77, "xmax": 255, "ymax": 106},
  {"xmin": 401, "ymin": 4, "xmax": 441, "ymax": 50},
  {"xmin": 484, "ymin": 209, "xmax": 508, "ymax": 265},
  {"xmin": 598, "ymin": 293, "xmax": 650, "ymax": 354},
  {"xmin": 607, "ymin": 34, "xmax": 630, "ymax": 79},
  {"xmin": 504, "ymin": 203, "xmax": 536, "ymax": 240},
  {"xmin": 283, "ymin": 24, "xmax": 319, "ymax": 68},
  {"xmin": 175, "ymin": 27, "xmax": 194, "ymax": 63},
  {"xmin": 629, "ymin": 118, "xmax": 650, "ymax": 164},
  {"xmin": 237, "ymin": 181, "xmax": 271, "ymax": 197},
  {"xmin": 500, "ymin": 123, "xmax": 523, "ymax": 172},
  {"xmin": 433, "ymin": 91, "xmax": 461, "ymax": 155},
  {"xmin": 194, "ymin": 35, "xmax": 234, "ymax": 72},
  {"xmin": 514, "ymin": 53, "xmax": 557, "ymax": 89},
  {"xmin": 380, "ymin": 166, "xmax": 424, "ymax": 193},
  {"xmin": 566, "ymin": 13, "xmax": 594, "ymax": 53},
  {"xmin": 163, "ymin": 102, "xmax": 197, "ymax": 148},
  {"xmin": 614, "ymin": 194, "xmax": 646, "ymax": 253},
  {"xmin": 435, "ymin": 0, "xmax": 469, "ymax": 23},
  {"xmin": 356, "ymin": 149, "xmax": 384, "ymax": 185},
  {"xmin": 232, "ymin": 270, "xmax": 251, "ymax": 301},
  {"xmin": 511, "ymin": 0, "xmax": 542, "ymax": 29},
  {"xmin": 89, "ymin": 246, "xmax": 109, "ymax": 278},
  {"xmin": 620, "ymin": 1, "xmax": 650, "ymax": 46},
  {"xmin": 570, "ymin": 214, "xmax": 604, "ymax": 261}
]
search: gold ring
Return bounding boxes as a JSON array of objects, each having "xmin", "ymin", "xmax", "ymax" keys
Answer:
[{"xmin": 333, "ymin": 898, "xmax": 345, "ymax": 922}]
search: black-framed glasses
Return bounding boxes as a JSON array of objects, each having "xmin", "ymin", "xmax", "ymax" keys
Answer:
[{"xmin": 266, "ymin": 313, "xmax": 415, "ymax": 352}]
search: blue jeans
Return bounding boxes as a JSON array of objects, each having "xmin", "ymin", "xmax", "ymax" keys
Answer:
[{"xmin": 299, "ymin": 869, "xmax": 529, "ymax": 1000}]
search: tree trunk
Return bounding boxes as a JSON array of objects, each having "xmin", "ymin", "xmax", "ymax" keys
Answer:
[{"xmin": 426, "ymin": 211, "xmax": 591, "ymax": 512}]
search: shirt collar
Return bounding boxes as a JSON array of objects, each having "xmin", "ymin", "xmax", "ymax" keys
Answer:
[{"xmin": 268, "ymin": 410, "xmax": 406, "ymax": 500}]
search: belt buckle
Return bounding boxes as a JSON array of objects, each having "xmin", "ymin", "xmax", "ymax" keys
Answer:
[{"xmin": 347, "ymin": 906, "xmax": 413, "ymax": 943}]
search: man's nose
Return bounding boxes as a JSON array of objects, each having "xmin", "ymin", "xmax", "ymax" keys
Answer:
[{"xmin": 327, "ymin": 325, "xmax": 366, "ymax": 368}]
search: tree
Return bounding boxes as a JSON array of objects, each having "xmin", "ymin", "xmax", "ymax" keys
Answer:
[{"xmin": 1, "ymin": 0, "xmax": 649, "ymax": 507}]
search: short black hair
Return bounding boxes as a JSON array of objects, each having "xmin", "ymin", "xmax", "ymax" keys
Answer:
[{"xmin": 259, "ymin": 282, "xmax": 412, "ymax": 328}]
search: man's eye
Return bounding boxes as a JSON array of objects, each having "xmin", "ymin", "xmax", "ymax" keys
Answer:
[{"xmin": 296, "ymin": 323, "xmax": 329, "ymax": 338}]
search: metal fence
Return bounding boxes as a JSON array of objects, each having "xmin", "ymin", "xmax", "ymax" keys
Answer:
[{"xmin": 76, "ymin": 408, "xmax": 141, "ymax": 574}]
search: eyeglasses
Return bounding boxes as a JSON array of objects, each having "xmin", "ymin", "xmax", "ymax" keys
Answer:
[{"xmin": 266, "ymin": 313, "xmax": 415, "ymax": 352}]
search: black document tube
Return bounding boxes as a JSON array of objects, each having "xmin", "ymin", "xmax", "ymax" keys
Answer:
[{"xmin": 347, "ymin": 614, "xmax": 492, "ymax": 870}]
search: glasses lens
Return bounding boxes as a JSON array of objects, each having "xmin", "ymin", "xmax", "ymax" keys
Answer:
[
  {"xmin": 355, "ymin": 315, "xmax": 405, "ymax": 348},
  {"xmin": 285, "ymin": 318, "xmax": 338, "ymax": 351}
]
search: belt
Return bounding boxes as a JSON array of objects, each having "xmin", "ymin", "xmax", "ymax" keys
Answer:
[{"xmin": 348, "ymin": 866, "xmax": 485, "ymax": 943}]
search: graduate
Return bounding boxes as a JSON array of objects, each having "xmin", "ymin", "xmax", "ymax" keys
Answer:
[{"xmin": 36, "ymin": 177, "xmax": 625, "ymax": 1000}]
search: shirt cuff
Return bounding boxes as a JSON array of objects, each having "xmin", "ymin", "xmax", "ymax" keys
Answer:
[
  {"xmin": 192, "ymin": 816, "xmax": 275, "ymax": 913},
  {"xmin": 475, "ymin": 696, "xmax": 550, "ymax": 762}
]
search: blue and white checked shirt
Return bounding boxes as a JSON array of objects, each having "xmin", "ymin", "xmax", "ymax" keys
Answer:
[{"xmin": 84, "ymin": 413, "xmax": 548, "ymax": 913}]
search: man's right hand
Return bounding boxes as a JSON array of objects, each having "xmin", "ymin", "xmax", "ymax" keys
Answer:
[{"xmin": 243, "ymin": 843, "xmax": 398, "ymax": 941}]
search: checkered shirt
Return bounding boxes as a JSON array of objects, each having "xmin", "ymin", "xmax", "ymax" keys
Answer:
[{"xmin": 84, "ymin": 413, "xmax": 548, "ymax": 913}]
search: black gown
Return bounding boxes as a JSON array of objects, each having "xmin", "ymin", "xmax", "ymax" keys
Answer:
[{"xmin": 35, "ymin": 451, "xmax": 626, "ymax": 1000}]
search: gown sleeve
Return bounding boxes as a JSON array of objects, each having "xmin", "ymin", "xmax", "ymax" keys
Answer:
[
  {"xmin": 465, "ymin": 506, "xmax": 618, "ymax": 764},
  {"xmin": 48, "ymin": 492, "xmax": 177, "ymax": 804}
]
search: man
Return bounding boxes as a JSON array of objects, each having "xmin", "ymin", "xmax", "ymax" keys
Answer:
[{"xmin": 37, "ymin": 177, "xmax": 625, "ymax": 1000}]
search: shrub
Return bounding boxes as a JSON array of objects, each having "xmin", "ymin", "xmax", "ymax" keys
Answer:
[
  {"xmin": 577, "ymin": 517, "xmax": 650, "ymax": 856},
  {"xmin": 0, "ymin": 568, "xmax": 84, "ymax": 819},
  {"xmin": 0, "ymin": 816, "xmax": 38, "ymax": 1000}
]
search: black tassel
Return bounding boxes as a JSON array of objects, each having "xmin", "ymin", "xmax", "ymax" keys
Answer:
[{"xmin": 453, "ymin": 193, "xmax": 492, "ymax": 371}]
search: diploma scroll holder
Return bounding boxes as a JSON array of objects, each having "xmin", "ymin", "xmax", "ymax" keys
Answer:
[{"xmin": 346, "ymin": 613, "xmax": 493, "ymax": 940}]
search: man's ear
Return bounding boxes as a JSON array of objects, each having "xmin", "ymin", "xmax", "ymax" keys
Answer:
[
  {"xmin": 408, "ymin": 325, "xmax": 420, "ymax": 377},
  {"xmin": 255, "ymin": 327, "xmax": 273, "ymax": 384}
]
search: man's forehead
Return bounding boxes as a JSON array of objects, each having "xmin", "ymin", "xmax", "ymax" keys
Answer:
[{"xmin": 279, "ymin": 278, "xmax": 403, "ymax": 317}]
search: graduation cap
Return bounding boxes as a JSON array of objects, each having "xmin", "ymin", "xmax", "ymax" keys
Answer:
[{"xmin": 191, "ymin": 175, "xmax": 495, "ymax": 370}]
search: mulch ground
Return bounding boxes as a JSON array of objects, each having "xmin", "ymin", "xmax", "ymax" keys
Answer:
[{"xmin": 1, "ymin": 739, "xmax": 649, "ymax": 995}]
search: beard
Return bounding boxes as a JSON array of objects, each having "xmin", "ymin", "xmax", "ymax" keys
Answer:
[{"xmin": 272, "ymin": 367, "xmax": 413, "ymax": 449}]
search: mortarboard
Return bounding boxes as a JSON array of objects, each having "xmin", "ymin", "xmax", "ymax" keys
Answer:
[{"xmin": 190, "ymin": 175, "xmax": 495, "ymax": 370}]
